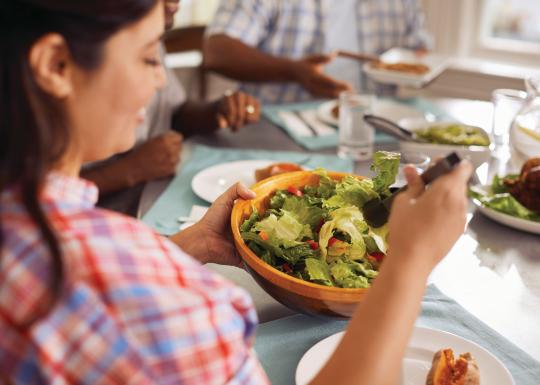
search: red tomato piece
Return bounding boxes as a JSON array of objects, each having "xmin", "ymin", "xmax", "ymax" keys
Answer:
[{"xmin": 287, "ymin": 186, "xmax": 303, "ymax": 197}]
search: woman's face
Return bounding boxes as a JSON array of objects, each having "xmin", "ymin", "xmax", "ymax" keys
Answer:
[{"xmin": 66, "ymin": 2, "xmax": 166, "ymax": 163}]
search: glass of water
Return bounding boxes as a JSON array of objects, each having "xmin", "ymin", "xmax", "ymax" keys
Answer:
[
  {"xmin": 338, "ymin": 92, "xmax": 375, "ymax": 161},
  {"xmin": 491, "ymin": 88, "xmax": 527, "ymax": 146}
]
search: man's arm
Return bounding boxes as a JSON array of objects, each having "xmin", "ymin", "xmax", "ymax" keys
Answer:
[
  {"xmin": 204, "ymin": 35, "xmax": 351, "ymax": 98},
  {"xmin": 81, "ymin": 132, "xmax": 182, "ymax": 195},
  {"xmin": 203, "ymin": 34, "xmax": 298, "ymax": 82}
]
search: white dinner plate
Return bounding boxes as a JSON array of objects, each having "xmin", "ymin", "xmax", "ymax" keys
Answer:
[
  {"xmin": 191, "ymin": 160, "xmax": 275, "ymax": 203},
  {"xmin": 363, "ymin": 48, "xmax": 450, "ymax": 88},
  {"xmin": 295, "ymin": 326, "xmax": 514, "ymax": 385},
  {"xmin": 472, "ymin": 193, "xmax": 540, "ymax": 235},
  {"xmin": 317, "ymin": 99, "xmax": 427, "ymax": 127}
]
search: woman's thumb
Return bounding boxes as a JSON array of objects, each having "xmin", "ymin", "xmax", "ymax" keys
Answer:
[{"xmin": 403, "ymin": 166, "xmax": 425, "ymax": 198}]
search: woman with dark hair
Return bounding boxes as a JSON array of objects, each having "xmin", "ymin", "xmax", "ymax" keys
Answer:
[{"xmin": 0, "ymin": 1, "xmax": 472, "ymax": 384}]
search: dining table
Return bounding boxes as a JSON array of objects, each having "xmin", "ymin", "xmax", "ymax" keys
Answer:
[{"xmin": 137, "ymin": 96, "xmax": 540, "ymax": 383}]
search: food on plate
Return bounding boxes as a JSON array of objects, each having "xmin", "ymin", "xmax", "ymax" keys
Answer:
[
  {"xmin": 425, "ymin": 349, "xmax": 480, "ymax": 385},
  {"xmin": 254, "ymin": 162, "xmax": 304, "ymax": 182},
  {"xmin": 501, "ymin": 157, "xmax": 540, "ymax": 212},
  {"xmin": 470, "ymin": 157, "xmax": 540, "ymax": 222},
  {"xmin": 240, "ymin": 151, "xmax": 400, "ymax": 288},
  {"xmin": 371, "ymin": 60, "xmax": 430, "ymax": 75},
  {"xmin": 416, "ymin": 124, "xmax": 491, "ymax": 146}
]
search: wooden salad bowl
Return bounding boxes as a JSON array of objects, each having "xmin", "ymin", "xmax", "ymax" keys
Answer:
[{"xmin": 231, "ymin": 170, "xmax": 370, "ymax": 318}]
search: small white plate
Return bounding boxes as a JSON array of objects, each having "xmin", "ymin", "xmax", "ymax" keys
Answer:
[
  {"xmin": 191, "ymin": 160, "xmax": 275, "ymax": 203},
  {"xmin": 363, "ymin": 48, "xmax": 450, "ymax": 88},
  {"xmin": 317, "ymin": 99, "xmax": 427, "ymax": 127},
  {"xmin": 295, "ymin": 326, "xmax": 514, "ymax": 385},
  {"xmin": 471, "ymin": 191, "xmax": 540, "ymax": 235}
]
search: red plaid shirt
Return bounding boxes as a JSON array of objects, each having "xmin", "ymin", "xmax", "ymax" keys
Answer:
[{"xmin": 0, "ymin": 173, "xmax": 270, "ymax": 385}]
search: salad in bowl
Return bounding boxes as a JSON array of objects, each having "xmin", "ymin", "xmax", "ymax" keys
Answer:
[{"xmin": 238, "ymin": 152, "xmax": 400, "ymax": 289}]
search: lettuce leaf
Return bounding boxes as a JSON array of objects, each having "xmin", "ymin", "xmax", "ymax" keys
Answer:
[
  {"xmin": 323, "ymin": 176, "xmax": 378, "ymax": 209},
  {"xmin": 330, "ymin": 261, "xmax": 370, "ymax": 288},
  {"xmin": 269, "ymin": 190, "xmax": 288, "ymax": 209},
  {"xmin": 481, "ymin": 193, "xmax": 540, "ymax": 221},
  {"xmin": 240, "ymin": 209, "xmax": 259, "ymax": 232},
  {"xmin": 308, "ymin": 169, "xmax": 337, "ymax": 199},
  {"xmin": 319, "ymin": 207, "xmax": 368, "ymax": 260},
  {"xmin": 305, "ymin": 258, "xmax": 333, "ymax": 286},
  {"xmin": 371, "ymin": 151, "xmax": 400, "ymax": 195},
  {"xmin": 281, "ymin": 195, "xmax": 327, "ymax": 228},
  {"xmin": 254, "ymin": 212, "xmax": 313, "ymax": 242}
]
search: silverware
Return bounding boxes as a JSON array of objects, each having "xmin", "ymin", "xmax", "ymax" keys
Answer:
[
  {"xmin": 292, "ymin": 110, "xmax": 319, "ymax": 136},
  {"xmin": 364, "ymin": 114, "xmax": 426, "ymax": 143},
  {"xmin": 337, "ymin": 50, "xmax": 379, "ymax": 63}
]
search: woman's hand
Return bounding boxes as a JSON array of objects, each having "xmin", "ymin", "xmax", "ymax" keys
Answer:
[
  {"xmin": 170, "ymin": 183, "xmax": 256, "ymax": 266},
  {"xmin": 387, "ymin": 160, "xmax": 473, "ymax": 270}
]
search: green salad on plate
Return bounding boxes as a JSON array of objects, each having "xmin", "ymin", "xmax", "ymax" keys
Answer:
[
  {"xmin": 470, "ymin": 174, "xmax": 540, "ymax": 222},
  {"xmin": 240, "ymin": 151, "xmax": 400, "ymax": 289},
  {"xmin": 416, "ymin": 124, "xmax": 490, "ymax": 146}
]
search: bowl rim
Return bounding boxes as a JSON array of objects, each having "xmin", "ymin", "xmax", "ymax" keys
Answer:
[{"xmin": 231, "ymin": 170, "xmax": 372, "ymax": 297}]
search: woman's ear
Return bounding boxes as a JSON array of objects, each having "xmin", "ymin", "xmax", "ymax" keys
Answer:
[{"xmin": 28, "ymin": 33, "xmax": 73, "ymax": 99}]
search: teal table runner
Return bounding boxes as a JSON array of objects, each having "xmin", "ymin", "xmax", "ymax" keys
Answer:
[
  {"xmin": 255, "ymin": 284, "xmax": 540, "ymax": 385},
  {"xmin": 142, "ymin": 144, "xmax": 354, "ymax": 235},
  {"xmin": 262, "ymin": 97, "xmax": 452, "ymax": 150}
]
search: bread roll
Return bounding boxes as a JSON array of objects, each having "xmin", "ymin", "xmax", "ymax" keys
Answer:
[{"xmin": 426, "ymin": 349, "xmax": 479, "ymax": 385}]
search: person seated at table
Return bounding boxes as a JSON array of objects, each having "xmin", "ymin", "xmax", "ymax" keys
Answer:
[
  {"xmin": 203, "ymin": 0, "xmax": 432, "ymax": 104},
  {"xmin": 81, "ymin": 0, "xmax": 261, "ymax": 203},
  {"xmin": 0, "ymin": 1, "xmax": 472, "ymax": 384}
]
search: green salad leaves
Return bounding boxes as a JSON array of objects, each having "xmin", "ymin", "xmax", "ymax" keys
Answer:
[
  {"xmin": 240, "ymin": 151, "xmax": 400, "ymax": 289},
  {"xmin": 470, "ymin": 175, "xmax": 540, "ymax": 222}
]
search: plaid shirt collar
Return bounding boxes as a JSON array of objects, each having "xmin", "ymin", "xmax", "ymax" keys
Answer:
[{"xmin": 42, "ymin": 172, "xmax": 99, "ymax": 210}]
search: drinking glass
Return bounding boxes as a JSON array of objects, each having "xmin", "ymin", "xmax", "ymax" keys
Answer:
[
  {"xmin": 491, "ymin": 88, "xmax": 527, "ymax": 146},
  {"xmin": 338, "ymin": 92, "xmax": 375, "ymax": 161},
  {"xmin": 393, "ymin": 152, "xmax": 431, "ymax": 187}
]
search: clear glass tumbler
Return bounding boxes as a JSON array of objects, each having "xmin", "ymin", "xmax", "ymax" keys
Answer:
[
  {"xmin": 491, "ymin": 88, "xmax": 527, "ymax": 146},
  {"xmin": 338, "ymin": 92, "xmax": 375, "ymax": 161}
]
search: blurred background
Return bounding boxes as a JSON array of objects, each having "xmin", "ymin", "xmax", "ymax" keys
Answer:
[{"xmin": 165, "ymin": 0, "xmax": 540, "ymax": 102}]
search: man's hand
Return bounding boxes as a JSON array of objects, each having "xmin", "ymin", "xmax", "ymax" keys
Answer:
[
  {"xmin": 125, "ymin": 131, "xmax": 183, "ymax": 184},
  {"xmin": 215, "ymin": 91, "xmax": 261, "ymax": 131},
  {"xmin": 293, "ymin": 54, "xmax": 352, "ymax": 98}
]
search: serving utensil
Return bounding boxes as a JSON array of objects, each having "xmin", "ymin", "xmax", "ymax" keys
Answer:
[
  {"xmin": 364, "ymin": 114, "xmax": 427, "ymax": 143},
  {"xmin": 363, "ymin": 152, "xmax": 462, "ymax": 228},
  {"xmin": 337, "ymin": 50, "xmax": 379, "ymax": 63}
]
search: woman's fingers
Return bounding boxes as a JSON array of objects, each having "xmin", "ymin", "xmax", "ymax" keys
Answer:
[{"xmin": 402, "ymin": 165, "xmax": 424, "ymax": 198}]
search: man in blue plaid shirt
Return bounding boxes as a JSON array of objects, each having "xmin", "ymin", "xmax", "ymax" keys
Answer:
[{"xmin": 204, "ymin": 0, "xmax": 431, "ymax": 104}]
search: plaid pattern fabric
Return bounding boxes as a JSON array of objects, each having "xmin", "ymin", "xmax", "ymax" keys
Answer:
[
  {"xmin": 0, "ymin": 173, "xmax": 269, "ymax": 385},
  {"xmin": 207, "ymin": 0, "xmax": 431, "ymax": 104}
]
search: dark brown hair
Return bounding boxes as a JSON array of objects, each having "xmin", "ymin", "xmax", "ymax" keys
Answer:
[{"xmin": 0, "ymin": 0, "xmax": 158, "ymax": 327}]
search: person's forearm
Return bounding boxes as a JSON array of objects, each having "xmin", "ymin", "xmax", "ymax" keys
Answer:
[
  {"xmin": 172, "ymin": 101, "xmax": 218, "ymax": 137},
  {"xmin": 310, "ymin": 253, "xmax": 432, "ymax": 385},
  {"xmin": 203, "ymin": 34, "xmax": 298, "ymax": 83},
  {"xmin": 81, "ymin": 156, "xmax": 144, "ymax": 195},
  {"xmin": 168, "ymin": 223, "xmax": 211, "ymax": 264}
]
